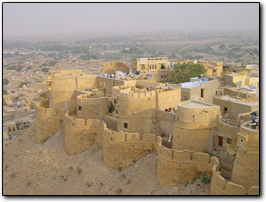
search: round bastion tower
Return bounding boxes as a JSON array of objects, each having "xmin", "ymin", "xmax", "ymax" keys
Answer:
[
  {"xmin": 172, "ymin": 100, "xmax": 221, "ymax": 152},
  {"xmin": 230, "ymin": 121, "xmax": 259, "ymax": 192}
]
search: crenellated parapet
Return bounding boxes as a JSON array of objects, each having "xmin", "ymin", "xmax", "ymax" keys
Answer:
[
  {"xmin": 210, "ymin": 165, "xmax": 259, "ymax": 195},
  {"xmin": 102, "ymin": 127, "xmax": 158, "ymax": 169},
  {"xmin": 64, "ymin": 112, "xmax": 104, "ymax": 155},
  {"xmin": 157, "ymin": 137, "xmax": 220, "ymax": 187},
  {"xmin": 36, "ymin": 103, "xmax": 67, "ymax": 143}
]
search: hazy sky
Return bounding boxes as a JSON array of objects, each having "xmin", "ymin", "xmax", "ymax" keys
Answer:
[{"xmin": 3, "ymin": 3, "xmax": 259, "ymax": 37}]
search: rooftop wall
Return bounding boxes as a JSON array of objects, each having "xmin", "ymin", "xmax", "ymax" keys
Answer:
[
  {"xmin": 157, "ymin": 87, "xmax": 181, "ymax": 111},
  {"xmin": 224, "ymin": 88, "xmax": 259, "ymax": 102}
]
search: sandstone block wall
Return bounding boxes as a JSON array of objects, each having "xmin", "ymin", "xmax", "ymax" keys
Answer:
[
  {"xmin": 210, "ymin": 165, "xmax": 259, "ymax": 195},
  {"xmin": 49, "ymin": 73, "xmax": 98, "ymax": 113},
  {"xmin": 36, "ymin": 103, "xmax": 67, "ymax": 143},
  {"xmin": 214, "ymin": 121, "xmax": 240, "ymax": 149},
  {"xmin": 103, "ymin": 115, "xmax": 118, "ymax": 131},
  {"xmin": 231, "ymin": 122, "xmax": 259, "ymax": 190},
  {"xmin": 156, "ymin": 110, "xmax": 176, "ymax": 135},
  {"xmin": 76, "ymin": 94, "xmax": 108, "ymax": 120},
  {"xmin": 102, "ymin": 61, "xmax": 129, "ymax": 74},
  {"xmin": 157, "ymin": 88, "xmax": 181, "ymax": 110},
  {"xmin": 157, "ymin": 138, "xmax": 220, "ymax": 187},
  {"xmin": 230, "ymin": 102, "xmax": 259, "ymax": 120},
  {"xmin": 76, "ymin": 75, "xmax": 98, "ymax": 90},
  {"xmin": 224, "ymin": 88, "xmax": 259, "ymax": 102},
  {"xmin": 117, "ymin": 92, "xmax": 157, "ymax": 134},
  {"xmin": 173, "ymin": 101, "xmax": 220, "ymax": 152},
  {"xmin": 102, "ymin": 128, "xmax": 157, "ymax": 169},
  {"xmin": 49, "ymin": 74, "xmax": 77, "ymax": 109},
  {"xmin": 64, "ymin": 113, "xmax": 104, "ymax": 155}
]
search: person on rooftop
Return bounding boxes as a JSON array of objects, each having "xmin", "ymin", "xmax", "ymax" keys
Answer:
[{"xmin": 251, "ymin": 114, "xmax": 256, "ymax": 129}]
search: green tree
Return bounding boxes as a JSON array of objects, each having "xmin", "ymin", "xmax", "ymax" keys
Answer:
[
  {"xmin": 41, "ymin": 68, "xmax": 49, "ymax": 73},
  {"xmin": 19, "ymin": 81, "xmax": 29, "ymax": 88},
  {"xmin": 3, "ymin": 89, "xmax": 7, "ymax": 95},
  {"xmin": 3, "ymin": 78, "xmax": 9, "ymax": 85},
  {"xmin": 170, "ymin": 62, "xmax": 207, "ymax": 84},
  {"xmin": 107, "ymin": 102, "xmax": 115, "ymax": 113}
]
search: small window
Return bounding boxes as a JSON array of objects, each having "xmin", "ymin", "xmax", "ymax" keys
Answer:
[
  {"xmin": 201, "ymin": 89, "xmax": 204, "ymax": 97},
  {"xmin": 116, "ymin": 109, "xmax": 118, "ymax": 114},
  {"xmin": 218, "ymin": 136, "xmax": 223, "ymax": 147},
  {"xmin": 216, "ymin": 91, "xmax": 218, "ymax": 96},
  {"xmin": 141, "ymin": 65, "xmax": 145, "ymax": 70},
  {"xmin": 124, "ymin": 123, "xmax": 128, "ymax": 129},
  {"xmin": 79, "ymin": 106, "xmax": 82, "ymax": 111},
  {"xmin": 13, "ymin": 128, "xmax": 16, "ymax": 131},
  {"xmin": 8, "ymin": 127, "xmax": 11, "ymax": 132},
  {"xmin": 226, "ymin": 138, "xmax": 232, "ymax": 145},
  {"xmin": 114, "ymin": 99, "xmax": 117, "ymax": 105},
  {"xmin": 224, "ymin": 107, "xmax": 228, "ymax": 114}
]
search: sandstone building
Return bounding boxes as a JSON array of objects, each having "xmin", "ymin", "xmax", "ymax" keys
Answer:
[{"xmin": 35, "ymin": 69, "xmax": 259, "ymax": 195}]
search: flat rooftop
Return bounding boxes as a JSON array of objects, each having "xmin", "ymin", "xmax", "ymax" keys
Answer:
[
  {"xmin": 218, "ymin": 96, "xmax": 259, "ymax": 106},
  {"xmin": 180, "ymin": 101, "xmax": 214, "ymax": 108}
]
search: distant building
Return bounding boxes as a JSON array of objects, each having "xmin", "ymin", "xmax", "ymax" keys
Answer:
[{"xmin": 132, "ymin": 57, "xmax": 171, "ymax": 82}]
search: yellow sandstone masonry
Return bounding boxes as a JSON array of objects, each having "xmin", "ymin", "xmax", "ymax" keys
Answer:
[
  {"xmin": 173, "ymin": 100, "xmax": 220, "ymax": 152},
  {"xmin": 210, "ymin": 121, "xmax": 259, "ymax": 195},
  {"xmin": 35, "ymin": 70, "xmax": 259, "ymax": 195}
]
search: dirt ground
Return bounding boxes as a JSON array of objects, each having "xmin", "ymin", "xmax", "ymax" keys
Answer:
[{"xmin": 3, "ymin": 124, "xmax": 211, "ymax": 195}]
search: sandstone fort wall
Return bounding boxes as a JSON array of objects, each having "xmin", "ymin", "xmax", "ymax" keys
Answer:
[
  {"xmin": 210, "ymin": 165, "xmax": 259, "ymax": 195},
  {"xmin": 102, "ymin": 128, "xmax": 157, "ymax": 169},
  {"xmin": 157, "ymin": 137, "xmax": 220, "ymax": 187},
  {"xmin": 231, "ymin": 122, "xmax": 259, "ymax": 190},
  {"xmin": 36, "ymin": 103, "xmax": 67, "ymax": 143},
  {"xmin": 173, "ymin": 101, "xmax": 220, "ymax": 152},
  {"xmin": 64, "ymin": 112, "xmax": 104, "ymax": 155}
]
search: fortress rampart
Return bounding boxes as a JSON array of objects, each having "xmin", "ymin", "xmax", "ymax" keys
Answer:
[
  {"xmin": 102, "ymin": 127, "xmax": 158, "ymax": 169},
  {"xmin": 157, "ymin": 136, "xmax": 220, "ymax": 186},
  {"xmin": 210, "ymin": 165, "xmax": 259, "ymax": 195},
  {"xmin": 64, "ymin": 112, "xmax": 104, "ymax": 155},
  {"xmin": 230, "ymin": 122, "xmax": 259, "ymax": 190},
  {"xmin": 36, "ymin": 103, "xmax": 67, "ymax": 143},
  {"xmin": 173, "ymin": 101, "xmax": 220, "ymax": 152},
  {"xmin": 35, "ymin": 70, "xmax": 259, "ymax": 195}
]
